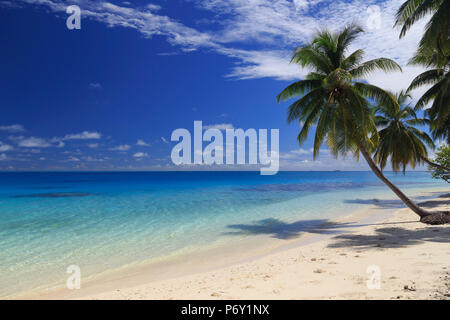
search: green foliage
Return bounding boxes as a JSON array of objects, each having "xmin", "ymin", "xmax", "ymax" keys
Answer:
[
  {"xmin": 428, "ymin": 145, "xmax": 450, "ymax": 181},
  {"xmin": 395, "ymin": 0, "xmax": 450, "ymax": 56},
  {"xmin": 407, "ymin": 51, "xmax": 450, "ymax": 144},
  {"xmin": 398, "ymin": 0, "xmax": 450, "ymax": 144},
  {"xmin": 373, "ymin": 91, "xmax": 435, "ymax": 173},
  {"xmin": 277, "ymin": 24, "xmax": 401, "ymax": 159}
]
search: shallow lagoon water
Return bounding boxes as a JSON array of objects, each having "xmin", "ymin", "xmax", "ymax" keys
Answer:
[{"xmin": 0, "ymin": 171, "xmax": 447, "ymax": 298}]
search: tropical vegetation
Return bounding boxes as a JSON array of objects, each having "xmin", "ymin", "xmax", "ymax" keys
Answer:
[
  {"xmin": 428, "ymin": 145, "xmax": 450, "ymax": 181},
  {"xmin": 373, "ymin": 91, "xmax": 435, "ymax": 173},
  {"xmin": 278, "ymin": 17, "xmax": 450, "ymax": 224},
  {"xmin": 396, "ymin": 0, "xmax": 449, "ymax": 145}
]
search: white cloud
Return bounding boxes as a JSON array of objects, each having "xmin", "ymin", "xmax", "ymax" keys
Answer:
[
  {"xmin": 146, "ymin": 4, "xmax": 161, "ymax": 11},
  {"xmin": 294, "ymin": 148, "xmax": 313, "ymax": 155},
  {"xmin": 0, "ymin": 124, "xmax": 25, "ymax": 133},
  {"xmin": 0, "ymin": 153, "xmax": 7, "ymax": 161},
  {"xmin": 9, "ymin": 130, "xmax": 102, "ymax": 149},
  {"xmin": 16, "ymin": 0, "xmax": 428, "ymax": 90},
  {"xmin": 88, "ymin": 143, "xmax": 99, "ymax": 148},
  {"xmin": 136, "ymin": 139, "xmax": 150, "ymax": 146},
  {"xmin": 88, "ymin": 82, "xmax": 102, "ymax": 89},
  {"xmin": 279, "ymin": 148, "xmax": 313, "ymax": 159},
  {"xmin": 60, "ymin": 131, "xmax": 102, "ymax": 140},
  {"xmin": 109, "ymin": 144, "xmax": 131, "ymax": 151},
  {"xmin": 0, "ymin": 142, "xmax": 13, "ymax": 152},
  {"xmin": 161, "ymin": 137, "xmax": 169, "ymax": 144},
  {"xmin": 84, "ymin": 156, "xmax": 105, "ymax": 162},
  {"xmin": 18, "ymin": 137, "xmax": 51, "ymax": 148},
  {"xmin": 219, "ymin": 48, "xmax": 308, "ymax": 80},
  {"xmin": 279, "ymin": 147, "xmax": 370, "ymax": 170},
  {"xmin": 133, "ymin": 152, "xmax": 148, "ymax": 158},
  {"xmin": 203, "ymin": 123, "xmax": 234, "ymax": 130},
  {"xmin": 13, "ymin": 0, "xmax": 432, "ymax": 109}
]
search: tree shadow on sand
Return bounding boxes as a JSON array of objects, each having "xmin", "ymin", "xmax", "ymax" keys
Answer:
[
  {"xmin": 344, "ymin": 199, "xmax": 405, "ymax": 209},
  {"xmin": 328, "ymin": 226, "xmax": 450, "ymax": 250},
  {"xmin": 225, "ymin": 218, "xmax": 338, "ymax": 240},
  {"xmin": 344, "ymin": 193, "xmax": 450, "ymax": 210},
  {"xmin": 224, "ymin": 218, "xmax": 418, "ymax": 240},
  {"xmin": 224, "ymin": 218, "xmax": 450, "ymax": 248}
]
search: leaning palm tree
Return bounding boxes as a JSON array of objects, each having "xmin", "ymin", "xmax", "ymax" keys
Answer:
[
  {"xmin": 395, "ymin": 0, "xmax": 450, "ymax": 55},
  {"xmin": 277, "ymin": 24, "xmax": 449, "ymax": 224}
]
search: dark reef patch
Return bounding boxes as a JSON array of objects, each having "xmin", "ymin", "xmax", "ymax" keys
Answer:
[
  {"xmin": 12, "ymin": 192, "xmax": 94, "ymax": 198},
  {"xmin": 235, "ymin": 181, "xmax": 422, "ymax": 193}
]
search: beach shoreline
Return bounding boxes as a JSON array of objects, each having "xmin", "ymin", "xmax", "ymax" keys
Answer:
[{"xmin": 18, "ymin": 190, "xmax": 449, "ymax": 300}]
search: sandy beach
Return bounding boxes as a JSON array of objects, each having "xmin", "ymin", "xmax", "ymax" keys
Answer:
[{"xmin": 39, "ymin": 192, "xmax": 448, "ymax": 300}]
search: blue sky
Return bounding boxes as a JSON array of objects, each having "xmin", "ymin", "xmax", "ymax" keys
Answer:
[{"xmin": 0, "ymin": 0, "xmax": 435, "ymax": 171}]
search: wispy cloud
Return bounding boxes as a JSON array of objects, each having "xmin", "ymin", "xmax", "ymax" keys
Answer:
[
  {"xmin": 60, "ymin": 131, "xmax": 102, "ymax": 140},
  {"xmin": 88, "ymin": 143, "xmax": 99, "ymax": 148},
  {"xmin": 136, "ymin": 139, "xmax": 150, "ymax": 147},
  {"xmin": 18, "ymin": 137, "xmax": 52, "ymax": 148},
  {"xmin": 0, "ymin": 141, "xmax": 13, "ymax": 152},
  {"xmin": 161, "ymin": 137, "xmax": 169, "ymax": 144},
  {"xmin": 88, "ymin": 82, "xmax": 102, "ymax": 89},
  {"xmin": 8, "ymin": 130, "xmax": 101, "ymax": 150},
  {"xmin": 16, "ymin": 0, "xmax": 428, "ymax": 89},
  {"xmin": 133, "ymin": 152, "xmax": 148, "ymax": 158},
  {"xmin": 203, "ymin": 123, "xmax": 234, "ymax": 130},
  {"xmin": 84, "ymin": 156, "xmax": 106, "ymax": 162},
  {"xmin": 279, "ymin": 148, "xmax": 314, "ymax": 159},
  {"xmin": 0, "ymin": 124, "xmax": 26, "ymax": 133},
  {"xmin": 278, "ymin": 147, "xmax": 369, "ymax": 170},
  {"xmin": 67, "ymin": 156, "xmax": 80, "ymax": 162},
  {"xmin": 109, "ymin": 144, "xmax": 131, "ymax": 151}
]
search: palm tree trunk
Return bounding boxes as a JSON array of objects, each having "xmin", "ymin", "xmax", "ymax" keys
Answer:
[
  {"xmin": 358, "ymin": 143, "xmax": 431, "ymax": 218},
  {"xmin": 421, "ymin": 156, "xmax": 450, "ymax": 172}
]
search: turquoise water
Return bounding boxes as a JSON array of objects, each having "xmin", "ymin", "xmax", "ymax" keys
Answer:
[{"xmin": 0, "ymin": 171, "xmax": 447, "ymax": 298}]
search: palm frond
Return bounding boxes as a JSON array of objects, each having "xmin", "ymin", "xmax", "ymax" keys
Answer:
[
  {"xmin": 350, "ymin": 58, "xmax": 402, "ymax": 78},
  {"xmin": 286, "ymin": 88, "xmax": 325, "ymax": 123},
  {"xmin": 291, "ymin": 46, "xmax": 334, "ymax": 74},
  {"xmin": 354, "ymin": 82, "xmax": 400, "ymax": 110},
  {"xmin": 277, "ymin": 79, "xmax": 322, "ymax": 103},
  {"xmin": 407, "ymin": 69, "xmax": 444, "ymax": 92}
]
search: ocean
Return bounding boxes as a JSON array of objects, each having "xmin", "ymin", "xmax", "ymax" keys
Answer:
[{"xmin": 0, "ymin": 171, "xmax": 447, "ymax": 298}]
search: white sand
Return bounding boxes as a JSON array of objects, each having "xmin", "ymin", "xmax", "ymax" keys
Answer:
[{"xmin": 26, "ymin": 193, "xmax": 450, "ymax": 300}]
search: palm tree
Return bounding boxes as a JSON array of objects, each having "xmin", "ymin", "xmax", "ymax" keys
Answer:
[
  {"xmin": 395, "ymin": 0, "xmax": 450, "ymax": 55},
  {"xmin": 395, "ymin": 0, "xmax": 450, "ymax": 146},
  {"xmin": 374, "ymin": 90, "xmax": 449, "ymax": 172},
  {"xmin": 407, "ymin": 49, "xmax": 450, "ymax": 144},
  {"xmin": 373, "ymin": 91, "xmax": 436, "ymax": 172},
  {"xmin": 277, "ymin": 24, "xmax": 449, "ymax": 223}
]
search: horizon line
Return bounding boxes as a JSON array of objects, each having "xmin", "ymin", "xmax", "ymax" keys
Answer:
[{"xmin": 0, "ymin": 170, "xmax": 429, "ymax": 173}]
